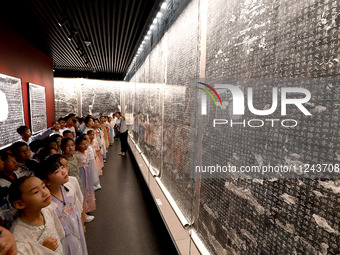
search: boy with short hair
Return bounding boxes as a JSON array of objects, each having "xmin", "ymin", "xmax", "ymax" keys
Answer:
[
  {"xmin": 10, "ymin": 142, "xmax": 37, "ymax": 177},
  {"xmin": 62, "ymin": 130, "xmax": 73, "ymax": 139},
  {"xmin": 58, "ymin": 117, "xmax": 66, "ymax": 134},
  {"xmin": 64, "ymin": 116, "xmax": 76, "ymax": 139},
  {"xmin": 17, "ymin": 125, "xmax": 53, "ymax": 145}
]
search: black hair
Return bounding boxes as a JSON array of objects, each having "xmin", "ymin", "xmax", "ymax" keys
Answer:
[
  {"xmin": 78, "ymin": 117, "xmax": 84, "ymax": 123},
  {"xmin": 87, "ymin": 130, "xmax": 94, "ymax": 135},
  {"xmin": 68, "ymin": 113, "xmax": 76, "ymax": 117},
  {"xmin": 8, "ymin": 176, "xmax": 31, "ymax": 207},
  {"xmin": 72, "ymin": 119, "xmax": 77, "ymax": 124},
  {"xmin": 60, "ymin": 137, "xmax": 75, "ymax": 152},
  {"xmin": 29, "ymin": 140, "xmax": 46, "ymax": 153},
  {"xmin": 36, "ymin": 147, "xmax": 56, "ymax": 162},
  {"xmin": 16, "ymin": 126, "xmax": 29, "ymax": 135},
  {"xmin": 45, "ymin": 137, "xmax": 57, "ymax": 146},
  {"xmin": 64, "ymin": 115, "xmax": 72, "ymax": 121},
  {"xmin": 58, "ymin": 117, "xmax": 65, "ymax": 122},
  {"xmin": 50, "ymin": 134, "xmax": 62, "ymax": 142},
  {"xmin": 75, "ymin": 134, "xmax": 87, "ymax": 146},
  {"xmin": 35, "ymin": 154, "xmax": 64, "ymax": 180},
  {"xmin": 10, "ymin": 142, "xmax": 28, "ymax": 157},
  {"xmin": 62, "ymin": 130, "xmax": 72, "ymax": 136},
  {"xmin": 84, "ymin": 116, "xmax": 93, "ymax": 124},
  {"xmin": 0, "ymin": 151, "xmax": 11, "ymax": 162}
]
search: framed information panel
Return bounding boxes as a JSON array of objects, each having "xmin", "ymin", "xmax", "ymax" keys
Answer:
[
  {"xmin": 0, "ymin": 73, "xmax": 25, "ymax": 149},
  {"xmin": 28, "ymin": 83, "xmax": 47, "ymax": 134}
]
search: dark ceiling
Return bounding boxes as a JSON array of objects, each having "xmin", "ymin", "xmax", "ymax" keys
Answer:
[{"xmin": 0, "ymin": 0, "xmax": 161, "ymax": 80}]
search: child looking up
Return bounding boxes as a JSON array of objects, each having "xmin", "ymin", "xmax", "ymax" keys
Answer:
[
  {"xmin": 49, "ymin": 134, "xmax": 63, "ymax": 153},
  {"xmin": 9, "ymin": 176, "xmax": 66, "ymax": 254},
  {"xmin": 63, "ymin": 130, "xmax": 73, "ymax": 139},
  {"xmin": 99, "ymin": 116, "xmax": 109, "ymax": 150},
  {"xmin": 58, "ymin": 118, "xmax": 66, "ymax": 134},
  {"xmin": 83, "ymin": 116, "xmax": 94, "ymax": 135},
  {"xmin": 10, "ymin": 142, "xmax": 38, "ymax": 177},
  {"xmin": 36, "ymin": 155, "xmax": 88, "ymax": 255},
  {"xmin": 108, "ymin": 116, "xmax": 115, "ymax": 145},
  {"xmin": 93, "ymin": 119, "xmax": 106, "ymax": 164},
  {"xmin": 61, "ymin": 138, "xmax": 82, "ymax": 191},
  {"xmin": 64, "ymin": 116, "xmax": 76, "ymax": 140},
  {"xmin": 74, "ymin": 135, "xmax": 96, "ymax": 222},
  {"xmin": 0, "ymin": 151, "xmax": 19, "ymax": 229},
  {"xmin": 16, "ymin": 126, "xmax": 53, "ymax": 145},
  {"xmin": 50, "ymin": 121, "xmax": 62, "ymax": 136},
  {"xmin": 83, "ymin": 134, "xmax": 101, "ymax": 191},
  {"xmin": 87, "ymin": 130, "xmax": 103, "ymax": 175},
  {"xmin": 58, "ymin": 156, "xmax": 85, "ymax": 229}
]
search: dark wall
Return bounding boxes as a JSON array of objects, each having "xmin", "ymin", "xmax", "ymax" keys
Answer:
[{"xmin": 0, "ymin": 21, "xmax": 54, "ymax": 127}]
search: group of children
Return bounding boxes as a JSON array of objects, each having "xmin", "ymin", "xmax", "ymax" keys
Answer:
[{"xmin": 0, "ymin": 113, "xmax": 120, "ymax": 254}]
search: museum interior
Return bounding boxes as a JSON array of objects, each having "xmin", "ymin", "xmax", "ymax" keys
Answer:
[{"xmin": 0, "ymin": 0, "xmax": 340, "ymax": 254}]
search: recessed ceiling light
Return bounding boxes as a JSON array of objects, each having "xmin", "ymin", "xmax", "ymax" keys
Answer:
[{"xmin": 84, "ymin": 41, "xmax": 91, "ymax": 47}]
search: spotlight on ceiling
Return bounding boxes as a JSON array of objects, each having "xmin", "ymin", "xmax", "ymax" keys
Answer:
[
  {"xmin": 84, "ymin": 41, "xmax": 92, "ymax": 47},
  {"xmin": 67, "ymin": 31, "xmax": 77, "ymax": 41},
  {"xmin": 57, "ymin": 18, "xmax": 67, "ymax": 27}
]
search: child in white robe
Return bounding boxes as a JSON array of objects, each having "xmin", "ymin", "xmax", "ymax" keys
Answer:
[{"xmin": 9, "ymin": 176, "xmax": 66, "ymax": 255}]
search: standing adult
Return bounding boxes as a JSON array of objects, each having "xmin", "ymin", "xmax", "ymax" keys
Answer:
[{"xmin": 116, "ymin": 112, "xmax": 128, "ymax": 156}]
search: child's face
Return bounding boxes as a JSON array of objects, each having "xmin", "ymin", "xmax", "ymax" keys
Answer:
[
  {"xmin": 88, "ymin": 132, "xmax": 95, "ymax": 141},
  {"xmin": 4, "ymin": 156, "xmax": 18, "ymax": 172},
  {"xmin": 77, "ymin": 141, "xmax": 88, "ymax": 152},
  {"xmin": 60, "ymin": 158, "xmax": 69, "ymax": 173},
  {"xmin": 94, "ymin": 120, "xmax": 100, "ymax": 128},
  {"xmin": 64, "ymin": 133, "xmax": 73, "ymax": 139},
  {"xmin": 47, "ymin": 161, "xmax": 69, "ymax": 186},
  {"xmin": 49, "ymin": 142, "xmax": 58, "ymax": 150},
  {"xmin": 54, "ymin": 122, "xmax": 60, "ymax": 130},
  {"xmin": 66, "ymin": 118, "xmax": 73, "ymax": 126},
  {"xmin": 22, "ymin": 129, "xmax": 31, "ymax": 139},
  {"xmin": 64, "ymin": 140, "xmax": 75, "ymax": 155},
  {"xmin": 83, "ymin": 135, "xmax": 90, "ymax": 146},
  {"xmin": 86, "ymin": 119, "xmax": 94, "ymax": 128},
  {"xmin": 15, "ymin": 177, "xmax": 51, "ymax": 211},
  {"xmin": 0, "ymin": 226, "xmax": 17, "ymax": 255},
  {"xmin": 60, "ymin": 120, "xmax": 66, "ymax": 128},
  {"xmin": 16, "ymin": 145, "xmax": 31, "ymax": 163},
  {"xmin": 49, "ymin": 148, "xmax": 58, "ymax": 156},
  {"xmin": 100, "ymin": 117, "xmax": 105, "ymax": 123}
]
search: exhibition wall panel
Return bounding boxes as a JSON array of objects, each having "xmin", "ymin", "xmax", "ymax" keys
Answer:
[{"xmin": 126, "ymin": 0, "xmax": 340, "ymax": 254}]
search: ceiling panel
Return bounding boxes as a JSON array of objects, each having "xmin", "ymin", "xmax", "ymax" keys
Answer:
[{"xmin": 0, "ymin": 0, "xmax": 161, "ymax": 80}]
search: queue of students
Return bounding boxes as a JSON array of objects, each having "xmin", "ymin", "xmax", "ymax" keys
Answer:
[{"xmin": 0, "ymin": 113, "xmax": 120, "ymax": 254}]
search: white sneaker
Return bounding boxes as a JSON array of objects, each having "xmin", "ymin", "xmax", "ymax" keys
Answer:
[
  {"xmin": 121, "ymin": 152, "xmax": 126, "ymax": 156},
  {"xmin": 94, "ymin": 184, "xmax": 102, "ymax": 191},
  {"xmin": 118, "ymin": 152, "xmax": 122, "ymax": 155},
  {"xmin": 85, "ymin": 214, "xmax": 95, "ymax": 223}
]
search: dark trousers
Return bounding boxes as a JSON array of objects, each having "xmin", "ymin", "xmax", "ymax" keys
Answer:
[{"xmin": 120, "ymin": 131, "xmax": 128, "ymax": 152}]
